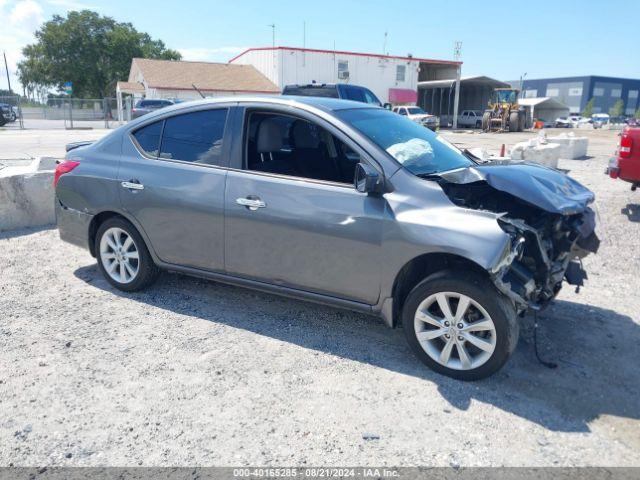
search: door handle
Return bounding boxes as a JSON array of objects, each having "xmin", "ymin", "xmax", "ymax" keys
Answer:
[
  {"xmin": 121, "ymin": 180, "xmax": 144, "ymax": 191},
  {"xmin": 236, "ymin": 197, "xmax": 266, "ymax": 211}
]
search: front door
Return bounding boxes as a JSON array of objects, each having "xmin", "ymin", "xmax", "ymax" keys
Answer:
[
  {"xmin": 224, "ymin": 108, "xmax": 385, "ymax": 304},
  {"xmin": 118, "ymin": 106, "xmax": 231, "ymax": 271}
]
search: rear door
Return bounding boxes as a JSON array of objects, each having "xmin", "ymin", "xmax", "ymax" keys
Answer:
[{"xmin": 118, "ymin": 105, "xmax": 233, "ymax": 271}]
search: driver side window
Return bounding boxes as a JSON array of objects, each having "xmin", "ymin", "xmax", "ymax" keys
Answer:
[{"xmin": 245, "ymin": 112, "xmax": 360, "ymax": 185}]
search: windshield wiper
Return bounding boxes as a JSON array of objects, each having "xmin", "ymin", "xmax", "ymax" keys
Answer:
[
  {"xmin": 416, "ymin": 172, "xmax": 441, "ymax": 180},
  {"xmin": 462, "ymin": 148, "xmax": 481, "ymax": 164}
]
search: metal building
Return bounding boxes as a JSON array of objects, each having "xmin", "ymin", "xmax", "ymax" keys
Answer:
[{"xmin": 519, "ymin": 76, "xmax": 640, "ymax": 116}]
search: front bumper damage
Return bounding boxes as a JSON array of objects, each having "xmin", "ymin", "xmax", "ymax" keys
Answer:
[
  {"xmin": 436, "ymin": 161, "xmax": 600, "ymax": 313},
  {"xmin": 489, "ymin": 208, "xmax": 599, "ymax": 312}
]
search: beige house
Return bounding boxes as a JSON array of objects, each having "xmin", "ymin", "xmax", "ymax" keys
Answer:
[{"xmin": 116, "ymin": 58, "xmax": 279, "ymax": 121}]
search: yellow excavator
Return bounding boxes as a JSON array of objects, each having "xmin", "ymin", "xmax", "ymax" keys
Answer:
[{"xmin": 482, "ymin": 88, "xmax": 526, "ymax": 132}]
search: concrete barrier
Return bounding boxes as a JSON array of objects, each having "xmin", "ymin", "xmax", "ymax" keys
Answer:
[
  {"xmin": 0, "ymin": 157, "xmax": 56, "ymax": 231},
  {"xmin": 510, "ymin": 142, "xmax": 562, "ymax": 169},
  {"xmin": 547, "ymin": 133, "xmax": 589, "ymax": 159}
]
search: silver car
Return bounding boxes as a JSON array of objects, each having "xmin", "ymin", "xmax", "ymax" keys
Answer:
[{"xmin": 55, "ymin": 96, "xmax": 599, "ymax": 380}]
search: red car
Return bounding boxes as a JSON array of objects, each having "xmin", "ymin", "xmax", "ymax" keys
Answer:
[{"xmin": 608, "ymin": 126, "xmax": 640, "ymax": 191}]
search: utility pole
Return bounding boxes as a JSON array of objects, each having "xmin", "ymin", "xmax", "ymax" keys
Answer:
[
  {"xmin": 268, "ymin": 24, "xmax": 275, "ymax": 48},
  {"xmin": 3, "ymin": 51, "xmax": 12, "ymax": 94},
  {"xmin": 519, "ymin": 72, "xmax": 527, "ymax": 92},
  {"xmin": 302, "ymin": 21, "xmax": 306, "ymax": 66},
  {"xmin": 453, "ymin": 41, "xmax": 462, "ymax": 62},
  {"xmin": 383, "ymin": 31, "xmax": 388, "ymax": 55},
  {"xmin": 452, "ymin": 41, "xmax": 462, "ymax": 129}
]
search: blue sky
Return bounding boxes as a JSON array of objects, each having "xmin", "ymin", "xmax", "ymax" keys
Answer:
[{"xmin": 1, "ymin": 0, "xmax": 639, "ymax": 91}]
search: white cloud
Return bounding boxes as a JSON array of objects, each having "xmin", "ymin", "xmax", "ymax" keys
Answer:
[
  {"xmin": 47, "ymin": 0, "xmax": 98, "ymax": 10},
  {"xmin": 9, "ymin": 0, "xmax": 43, "ymax": 30},
  {"xmin": 0, "ymin": 1, "xmax": 45, "ymax": 92},
  {"xmin": 178, "ymin": 46, "xmax": 249, "ymax": 63}
]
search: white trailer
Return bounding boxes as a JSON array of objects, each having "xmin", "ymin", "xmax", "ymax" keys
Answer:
[{"xmin": 229, "ymin": 46, "xmax": 460, "ymax": 108}]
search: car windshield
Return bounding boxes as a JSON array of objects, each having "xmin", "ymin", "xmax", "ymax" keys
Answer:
[
  {"xmin": 407, "ymin": 107, "xmax": 426, "ymax": 115},
  {"xmin": 337, "ymin": 108, "xmax": 473, "ymax": 176}
]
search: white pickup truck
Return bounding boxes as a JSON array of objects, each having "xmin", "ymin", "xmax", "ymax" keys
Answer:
[
  {"xmin": 457, "ymin": 110, "xmax": 483, "ymax": 128},
  {"xmin": 392, "ymin": 106, "xmax": 439, "ymax": 131}
]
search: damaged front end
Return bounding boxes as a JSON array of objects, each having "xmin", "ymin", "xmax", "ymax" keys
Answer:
[{"xmin": 437, "ymin": 162, "xmax": 600, "ymax": 313}]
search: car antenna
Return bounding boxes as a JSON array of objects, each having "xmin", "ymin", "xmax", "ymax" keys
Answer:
[{"xmin": 192, "ymin": 84, "xmax": 206, "ymax": 99}]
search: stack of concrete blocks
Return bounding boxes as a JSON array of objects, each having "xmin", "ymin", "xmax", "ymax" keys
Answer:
[
  {"xmin": 0, "ymin": 157, "xmax": 57, "ymax": 231},
  {"xmin": 546, "ymin": 132, "xmax": 589, "ymax": 159},
  {"xmin": 509, "ymin": 131, "xmax": 562, "ymax": 169}
]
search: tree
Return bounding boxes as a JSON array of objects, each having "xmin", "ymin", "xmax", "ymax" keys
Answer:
[
  {"xmin": 17, "ymin": 10, "xmax": 181, "ymax": 98},
  {"xmin": 582, "ymin": 98, "xmax": 595, "ymax": 118},
  {"xmin": 636, "ymin": 108, "xmax": 640, "ymax": 120},
  {"xmin": 609, "ymin": 99, "xmax": 624, "ymax": 117}
]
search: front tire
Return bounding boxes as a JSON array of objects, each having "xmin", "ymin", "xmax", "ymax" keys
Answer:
[
  {"xmin": 95, "ymin": 217, "xmax": 160, "ymax": 292},
  {"xmin": 402, "ymin": 269, "xmax": 518, "ymax": 381}
]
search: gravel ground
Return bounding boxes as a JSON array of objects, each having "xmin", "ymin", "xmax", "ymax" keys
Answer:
[{"xmin": 1, "ymin": 128, "xmax": 639, "ymax": 467}]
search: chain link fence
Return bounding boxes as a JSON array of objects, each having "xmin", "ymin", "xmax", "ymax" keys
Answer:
[
  {"xmin": 0, "ymin": 95, "xmax": 24, "ymax": 129},
  {"xmin": 1, "ymin": 96, "xmax": 133, "ymax": 130}
]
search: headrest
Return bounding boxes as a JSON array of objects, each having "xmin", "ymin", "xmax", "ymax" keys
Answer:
[
  {"xmin": 256, "ymin": 119, "xmax": 284, "ymax": 153},
  {"xmin": 292, "ymin": 121, "xmax": 320, "ymax": 149}
]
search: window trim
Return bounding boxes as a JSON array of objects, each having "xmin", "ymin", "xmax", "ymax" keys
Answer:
[
  {"xmin": 237, "ymin": 107, "xmax": 382, "ymax": 189},
  {"xmin": 128, "ymin": 104, "xmax": 233, "ymax": 168},
  {"xmin": 396, "ymin": 64, "xmax": 406, "ymax": 82}
]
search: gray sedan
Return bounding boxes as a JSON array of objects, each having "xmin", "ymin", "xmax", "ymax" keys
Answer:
[{"xmin": 55, "ymin": 96, "xmax": 599, "ymax": 380}]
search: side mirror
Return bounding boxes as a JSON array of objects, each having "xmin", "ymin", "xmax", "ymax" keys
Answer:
[
  {"xmin": 383, "ymin": 103, "xmax": 392, "ymax": 110},
  {"xmin": 355, "ymin": 162, "xmax": 383, "ymax": 194}
]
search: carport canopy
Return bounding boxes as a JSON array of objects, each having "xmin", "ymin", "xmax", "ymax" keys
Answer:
[
  {"xmin": 518, "ymin": 97, "xmax": 570, "ymax": 123},
  {"xmin": 417, "ymin": 76, "xmax": 511, "ymax": 127}
]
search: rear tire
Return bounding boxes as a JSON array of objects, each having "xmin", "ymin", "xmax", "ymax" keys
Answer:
[
  {"xmin": 402, "ymin": 269, "xmax": 518, "ymax": 381},
  {"xmin": 509, "ymin": 112, "xmax": 520, "ymax": 132},
  {"xmin": 95, "ymin": 217, "xmax": 160, "ymax": 292}
]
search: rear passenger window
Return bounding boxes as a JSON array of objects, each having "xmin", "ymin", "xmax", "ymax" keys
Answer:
[
  {"xmin": 133, "ymin": 121, "xmax": 162, "ymax": 156},
  {"xmin": 159, "ymin": 109, "xmax": 228, "ymax": 164},
  {"xmin": 344, "ymin": 87, "xmax": 366, "ymax": 103}
]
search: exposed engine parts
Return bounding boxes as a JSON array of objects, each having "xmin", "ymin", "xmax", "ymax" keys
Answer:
[{"xmin": 436, "ymin": 162, "xmax": 600, "ymax": 312}]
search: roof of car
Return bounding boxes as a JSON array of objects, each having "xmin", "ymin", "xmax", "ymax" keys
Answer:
[
  {"xmin": 144, "ymin": 95, "xmax": 376, "ymax": 116},
  {"xmin": 123, "ymin": 95, "xmax": 379, "ymax": 130},
  {"xmin": 284, "ymin": 84, "xmax": 339, "ymax": 88}
]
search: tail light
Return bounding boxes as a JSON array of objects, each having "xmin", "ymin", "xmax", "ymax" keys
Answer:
[
  {"xmin": 620, "ymin": 133, "xmax": 633, "ymax": 158},
  {"xmin": 53, "ymin": 160, "xmax": 80, "ymax": 187}
]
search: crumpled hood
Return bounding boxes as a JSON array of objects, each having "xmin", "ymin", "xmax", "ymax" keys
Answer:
[{"xmin": 437, "ymin": 161, "xmax": 595, "ymax": 215}]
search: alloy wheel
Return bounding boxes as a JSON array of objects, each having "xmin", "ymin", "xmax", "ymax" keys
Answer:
[
  {"xmin": 99, "ymin": 227, "xmax": 140, "ymax": 284},
  {"xmin": 414, "ymin": 292, "xmax": 497, "ymax": 370}
]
